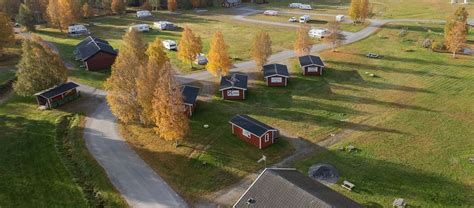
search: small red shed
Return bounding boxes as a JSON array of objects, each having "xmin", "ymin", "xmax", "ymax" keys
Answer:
[
  {"xmin": 298, "ymin": 55, "xmax": 325, "ymax": 76},
  {"xmin": 263, "ymin": 64, "xmax": 290, "ymax": 87},
  {"xmin": 74, "ymin": 36, "xmax": 118, "ymax": 71},
  {"xmin": 229, "ymin": 114, "xmax": 279, "ymax": 149},
  {"xmin": 219, "ymin": 74, "xmax": 248, "ymax": 100},
  {"xmin": 182, "ymin": 85, "xmax": 200, "ymax": 117}
]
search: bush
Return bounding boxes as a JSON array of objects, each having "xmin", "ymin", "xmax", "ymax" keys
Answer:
[
  {"xmin": 431, "ymin": 41, "xmax": 446, "ymax": 52},
  {"xmin": 422, "ymin": 39, "xmax": 432, "ymax": 48},
  {"xmin": 398, "ymin": 28, "xmax": 408, "ymax": 37}
]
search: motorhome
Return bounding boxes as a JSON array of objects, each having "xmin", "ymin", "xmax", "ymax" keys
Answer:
[
  {"xmin": 136, "ymin": 10, "xmax": 152, "ymax": 18},
  {"xmin": 299, "ymin": 15, "xmax": 310, "ymax": 23},
  {"xmin": 336, "ymin": 15, "xmax": 345, "ymax": 22},
  {"xmin": 153, "ymin": 21, "xmax": 176, "ymax": 30},
  {"xmin": 299, "ymin": 4, "xmax": 312, "ymax": 10},
  {"xmin": 162, "ymin": 40, "xmax": 177, "ymax": 50},
  {"xmin": 129, "ymin": 24, "xmax": 150, "ymax": 32},
  {"xmin": 289, "ymin": 3, "xmax": 302, "ymax": 8},
  {"xmin": 68, "ymin": 24, "xmax": 89, "ymax": 35},
  {"xmin": 263, "ymin": 10, "xmax": 279, "ymax": 16},
  {"xmin": 308, "ymin": 29, "xmax": 329, "ymax": 39}
]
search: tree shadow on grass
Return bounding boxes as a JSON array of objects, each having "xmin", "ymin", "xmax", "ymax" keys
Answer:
[
  {"xmin": 382, "ymin": 24, "xmax": 445, "ymax": 34},
  {"xmin": 298, "ymin": 149, "xmax": 473, "ymax": 207}
]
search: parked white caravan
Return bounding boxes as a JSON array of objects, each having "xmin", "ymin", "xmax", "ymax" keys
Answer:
[
  {"xmin": 68, "ymin": 24, "xmax": 89, "ymax": 35},
  {"xmin": 153, "ymin": 21, "xmax": 176, "ymax": 30},
  {"xmin": 308, "ymin": 29, "xmax": 329, "ymax": 39},
  {"xmin": 299, "ymin": 15, "xmax": 310, "ymax": 23},
  {"xmin": 336, "ymin": 15, "xmax": 345, "ymax": 22},
  {"xmin": 263, "ymin": 10, "xmax": 279, "ymax": 16},
  {"xmin": 129, "ymin": 24, "xmax": 150, "ymax": 32},
  {"xmin": 289, "ymin": 3, "xmax": 303, "ymax": 8},
  {"xmin": 136, "ymin": 10, "xmax": 152, "ymax": 18},
  {"xmin": 299, "ymin": 4, "xmax": 312, "ymax": 10},
  {"xmin": 162, "ymin": 40, "xmax": 177, "ymax": 50}
]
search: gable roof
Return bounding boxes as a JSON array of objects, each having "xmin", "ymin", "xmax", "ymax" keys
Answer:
[
  {"xmin": 219, "ymin": 74, "xmax": 248, "ymax": 91},
  {"xmin": 182, "ymin": 85, "xmax": 200, "ymax": 105},
  {"xmin": 299, "ymin": 55, "xmax": 325, "ymax": 67},
  {"xmin": 263, "ymin": 64, "xmax": 290, "ymax": 78},
  {"xmin": 234, "ymin": 168, "xmax": 364, "ymax": 208},
  {"xmin": 229, "ymin": 114, "xmax": 276, "ymax": 137},
  {"xmin": 34, "ymin": 82, "xmax": 79, "ymax": 99},
  {"xmin": 75, "ymin": 36, "xmax": 117, "ymax": 61}
]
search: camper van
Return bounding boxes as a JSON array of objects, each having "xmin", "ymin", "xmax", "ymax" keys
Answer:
[
  {"xmin": 136, "ymin": 10, "xmax": 152, "ymax": 18},
  {"xmin": 162, "ymin": 40, "xmax": 177, "ymax": 50},
  {"xmin": 153, "ymin": 21, "xmax": 175, "ymax": 30},
  {"xmin": 336, "ymin": 15, "xmax": 345, "ymax": 22},
  {"xmin": 263, "ymin": 10, "xmax": 279, "ymax": 16},
  {"xmin": 289, "ymin": 3, "xmax": 303, "ymax": 8},
  {"xmin": 68, "ymin": 24, "xmax": 89, "ymax": 35},
  {"xmin": 299, "ymin": 4, "xmax": 312, "ymax": 10},
  {"xmin": 299, "ymin": 15, "xmax": 310, "ymax": 23},
  {"xmin": 129, "ymin": 24, "xmax": 150, "ymax": 32},
  {"xmin": 308, "ymin": 29, "xmax": 329, "ymax": 39}
]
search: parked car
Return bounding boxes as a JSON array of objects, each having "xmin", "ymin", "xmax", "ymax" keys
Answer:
[
  {"xmin": 153, "ymin": 21, "xmax": 175, "ymax": 30},
  {"xmin": 299, "ymin": 4, "xmax": 312, "ymax": 10},
  {"xmin": 263, "ymin": 10, "xmax": 279, "ymax": 16},
  {"xmin": 289, "ymin": 17, "xmax": 297, "ymax": 22},
  {"xmin": 289, "ymin": 3, "xmax": 303, "ymax": 8},
  {"xmin": 336, "ymin": 15, "xmax": 345, "ymax": 22},
  {"xmin": 129, "ymin": 24, "xmax": 150, "ymax": 32},
  {"xmin": 68, "ymin": 24, "xmax": 90, "ymax": 35},
  {"xmin": 136, "ymin": 10, "xmax": 152, "ymax": 18},
  {"xmin": 308, "ymin": 29, "xmax": 329, "ymax": 39},
  {"xmin": 299, "ymin": 15, "xmax": 310, "ymax": 23},
  {"xmin": 162, "ymin": 40, "xmax": 177, "ymax": 50},
  {"xmin": 13, "ymin": 22, "xmax": 21, "ymax": 28},
  {"xmin": 195, "ymin": 53, "xmax": 208, "ymax": 65},
  {"xmin": 366, "ymin": 53, "xmax": 384, "ymax": 58}
]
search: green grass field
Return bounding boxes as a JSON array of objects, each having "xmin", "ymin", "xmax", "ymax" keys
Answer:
[{"xmin": 0, "ymin": 96, "xmax": 126, "ymax": 207}]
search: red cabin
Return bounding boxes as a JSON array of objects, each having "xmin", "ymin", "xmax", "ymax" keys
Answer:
[
  {"xmin": 298, "ymin": 55, "xmax": 325, "ymax": 76},
  {"xmin": 182, "ymin": 85, "xmax": 200, "ymax": 117},
  {"xmin": 74, "ymin": 36, "xmax": 118, "ymax": 71},
  {"xmin": 229, "ymin": 114, "xmax": 279, "ymax": 149},
  {"xmin": 219, "ymin": 74, "xmax": 248, "ymax": 100},
  {"xmin": 263, "ymin": 64, "xmax": 290, "ymax": 87}
]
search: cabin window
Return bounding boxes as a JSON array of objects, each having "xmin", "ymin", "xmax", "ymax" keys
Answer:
[
  {"xmin": 264, "ymin": 134, "xmax": 270, "ymax": 142},
  {"xmin": 307, "ymin": 67, "xmax": 319, "ymax": 72},
  {"xmin": 271, "ymin": 77, "xmax": 283, "ymax": 83},
  {"xmin": 227, "ymin": 90, "xmax": 240, "ymax": 97},
  {"xmin": 242, "ymin": 129, "xmax": 251, "ymax": 138}
]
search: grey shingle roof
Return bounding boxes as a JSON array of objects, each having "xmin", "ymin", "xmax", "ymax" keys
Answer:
[
  {"xmin": 234, "ymin": 168, "xmax": 364, "ymax": 208},
  {"xmin": 229, "ymin": 114, "xmax": 276, "ymax": 137},
  {"xmin": 34, "ymin": 82, "xmax": 79, "ymax": 99},
  {"xmin": 219, "ymin": 74, "xmax": 248, "ymax": 91},
  {"xmin": 182, "ymin": 85, "xmax": 199, "ymax": 105},
  {"xmin": 263, "ymin": 64, "xmax": 290, "ymax": 78},
  {"xmin": 75, "ymin": 36, "xmax": 117, "ymax": 61},
  {"xmin": 299, "ymin": 55, "xmax": 325, "ymax": 67}
]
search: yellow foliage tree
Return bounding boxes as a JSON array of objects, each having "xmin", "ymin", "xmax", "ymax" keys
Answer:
[
  {"xmin": 48, "ymin": 0, "xmax": 81, "ymax": 31},
  {"xmin": 106, "ymin": 29, "xmax": 147, "ymax": 123},
  {"xmin": 294, "ymin": 25, "xmax": 312, "ymax": 56},
  {"xmin": 82, "ymin": 2, "xmax": 93, "ymax": 18},
  {"xmin": 178, "ymin": 26, "xmax": 202, "ymax": 68},
  {"xmin": 46, "ymin": 0, "xmax": 61, "ymax": 30},
  {"xmin": 206, "ymin": 31, "xmax": 232, "ymax": 77},
  {"xmin": 324, "ymin": 21, "xmax": 346, "ymax": 52},
  {"xmin": 111, "ymin": 0, "xmax": 126, "ymax": 14},
  {"xmin": 0, "ymin": 12, "xmax": 15, "ymax": 54},
  {"xmin": 250, "ymin": 31, "xmax": 272, "ymax": 69},
  {"xmin": 446, "ymin": 21, "xmax": 467, "ymax": 58},
  {"xmin": 348, "ymin": 0, "xmax": 361, "ymax": 23},
  {"xmin": 359, "ymin": 0, "xmax": 370, "ymax": 23},
  {"xmin": 152, "ymin": 62, "xmax": 188, "ymax": 145},
  {"xmin": 136, "ymin": 38, "xmax": 169, "ymax": 125},
  {"xmin": 168, "ymin": 0, "xmax": 177, "ymax": 12}
]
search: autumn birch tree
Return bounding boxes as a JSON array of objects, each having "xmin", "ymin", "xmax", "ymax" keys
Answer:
[
  {"xmin": 325, "ymin": 21, "xmax": 346, "ymax": 52},
  {"xmin": 46, "ymin": 0, "xmax": 61, "ymax": 30},
  {"xmin": 359, "ymin": 0, "xmax": 370, "ymax": 23},
  {"xmin": 0, "ymin": 12, "xmax": 15, "ymax": 55},
  {"xmin": 206, "ymin": 31, "xmax": 232, "ymax": 78},
  {"xmin": 294, "ymin": 25, "xmax": 312, "ymax": 56},
  {"xmin": 83, "ymin": 2, "xmax": 93, "ymax": 18},
  {"xmin": 178, "ymin": 26, "xmax": 202, "ymax": 68},
  {"xmin": 136, "ymin": 38, "xmax": 169, "ymax": 125},
  {"xmin": 168, "ymin": 0, "xmax": 177, "ymax": 12},
  {"xmin": 17, "ymin": 3, "xmax": 36, "ymax": 31},
  {"xmin": 446, "ymin": 21, "xmax": 467, "ymax": 58},
  {"xmin": 152, "ymin": 62, "xmax": 188, "ymax": 146},
  {"xmin": 14, "ymin": 36, "xmax": 68, "ymax": 96},
  {"xmin": 250, "ymin": 31, "xmax": 272, "ymax": 69},
  {"xmin": 106, "ymin": 29, "xmax": 147, "ymax": 123},
  {"xmin": 348, "ymin": 0, "xmax": 361, "ymax": 23},
  {"xmin": 111, "ymin": 0, "xmax": 126, "ymax": 14}
]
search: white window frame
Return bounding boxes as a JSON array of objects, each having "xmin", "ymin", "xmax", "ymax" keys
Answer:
[
  {"xmin": 307, "ymin": 67, "xmax": 319, "ymax": 72},
  {"xmin": 264, "ymin": 134, "xmax": 270, "ymax": 142},
  {"xmin": 271, "ymin": 77, "xmax": 283, "ymax": 83},
  {"xmin": 242, "ymin": 129, "xmax": 251, "ymax": 138},
  {"xmin": 227, "ymin": 90, "xmax": 240, "ymax": 97}
]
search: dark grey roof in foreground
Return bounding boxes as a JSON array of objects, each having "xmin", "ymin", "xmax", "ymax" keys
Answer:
[
  {"xmin": 234, "ymin": 168, "xmax": 364, "ymax": 208},
  {"xmin": 229, "ymin": 114, "xmax": 276, "ymax": 137},
  {"xmin": 75, "ymin": 36, "xmax": 117, "ymax": 61},
  {"xmin": 35, "ymin": 82, "xmax": 79, "ymax": 98},
  {"xmin": 299, "ymin": 55, "xmax": 325, "ymax": 67},
  {"xmin": 263, "ymin": 64, "xmax": 290, "ymax": 78},
  {"xmin": 219, "ymin": 74, "xmax": 248, "ymax": 91},
  {"xmin": 182, "ymin": 85, "xmax": 199, "ymax": 105}
]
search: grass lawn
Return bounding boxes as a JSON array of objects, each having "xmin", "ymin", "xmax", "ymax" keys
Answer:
[
  {"xmin": 291, "ymin": 22, "xmax": 474, "ymax": 207},
  {"xmin": 372, "ymin": 0, "xmax": 474, "ymax": 19},
  {"xmin": 0, "ymin": 96, "xmax": 126, "ymax": 207}
]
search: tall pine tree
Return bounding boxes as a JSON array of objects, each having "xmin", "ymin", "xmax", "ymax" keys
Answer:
[
  {"xmin": 177, "ymin": 26, "xmax": 202, "ymax": 68},
  {"xmin": 206, "ymin": 31, "xmax": 232, "ymax": 78},
  {"xmin": 106, "ymin": 29, "xmax": 147, "ymax": 123},
  {"xmin": 250, "ymin": 31, "xmax": 272, "ymax": 69}
]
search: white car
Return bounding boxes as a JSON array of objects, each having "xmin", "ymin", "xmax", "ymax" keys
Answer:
[
  {"xmin": 336, "ymin": 15, "xmax": 345, "ymax": 22},
  {"xmin": 299, "ymin": 15, "xmax": 310, "ymax": 23},
  {"xmin": 289, "ymin": 3, "xmax": 303, "ymax": 8},
  {"xmin": 263, "ymin": 10, "xmax": 278, "ymax": 16},
  {"xmin": 68, "ymin": 24, "xmax": 89, "ymax": 35},
  {"xmin": 153, "ymin": 21, "xmax": 175, "ymax": 30},
  {"xmin": 308, "ymin": 29, "xmax": 329, "ymax": 39},
  {"xmin": 289, "ymin": 17, "xmax": 297, "ymax": 22},
  {"xmin": 162, "ymin": 40, "xmax": 177, "ymax": 50},
  {"xmin": 299, "ymin": 4, "xmax": 312, "ymax": 10},
  {"xmin": 136, "ymin": 10, "xmax": 152, "ymax": 18},
  {"xmin": 129, "ymin": 24, "xmax": 150, "ymax": 32}
]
